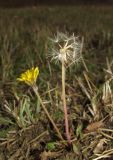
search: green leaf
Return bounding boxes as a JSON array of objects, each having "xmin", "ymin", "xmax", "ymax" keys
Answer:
[
  {"xmin": 72, "ymin": 143, "xmax": 80, "ymax": 155},
  {"xmin": 0, "ymin": 116, "xmax": 14, "ymax": 125},
  {"xmin": 76, "ymin": 123, "xmax": 83, "ymax": 138},
  {"xmin": 53, "ymin": 110, "xmax": 64, "ymax": 120},
  {"xmin": 46, "ymin": 142, "xmax": 56, "ymax": 150}
]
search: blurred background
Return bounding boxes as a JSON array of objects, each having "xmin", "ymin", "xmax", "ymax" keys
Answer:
[
  {"xmin": 0, "ymin": 0, "xmax": 113, "ymax": 7},
  {"xmin": 0, "ymin": 0, "xmax": 112, "ymax": 80}
]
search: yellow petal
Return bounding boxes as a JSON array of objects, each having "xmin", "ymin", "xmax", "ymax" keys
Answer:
[{"xmin": 17, "ymin": 67, "xmax": 39, "ymax": 86}]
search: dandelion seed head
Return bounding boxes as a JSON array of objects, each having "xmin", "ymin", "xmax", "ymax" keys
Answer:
[{"xmin": 49, "ymin": 32, "xmax": 82, "ymax": 65}]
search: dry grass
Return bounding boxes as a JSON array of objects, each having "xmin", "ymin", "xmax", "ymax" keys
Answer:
[{"xmin": 0, "ymin": 5, "xmax": 113, "ymax": 160}]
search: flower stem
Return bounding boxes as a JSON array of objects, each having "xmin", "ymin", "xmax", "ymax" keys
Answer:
[
  {"xmin": 33, "ymin": 86, "xmax": 64, "ymax": 141},
  {"xmin": 62, "ymin": 61, "xmax": 71, "ymax": 144}
]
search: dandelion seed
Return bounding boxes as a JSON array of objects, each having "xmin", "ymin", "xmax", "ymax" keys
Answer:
[
  {"xmin": 50, "ymin": 32, "xmax": 81, "ymax": 65},
  {"xmin": 17, "ymin": 67, "xmax": 39, "ymax": 86}
]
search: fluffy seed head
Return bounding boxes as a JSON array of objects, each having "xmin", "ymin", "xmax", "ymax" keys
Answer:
[{"xmin": 50, "ymin": 32, "xmax": 81, "ymax": 65}]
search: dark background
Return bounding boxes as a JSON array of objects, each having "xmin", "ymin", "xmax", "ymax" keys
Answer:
[{"xmin": 0, "ymin": 0, "xmax": 113, "ymax": 7}]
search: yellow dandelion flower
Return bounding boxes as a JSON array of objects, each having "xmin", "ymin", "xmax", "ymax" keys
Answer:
[{"xmin": 17, "ymin": 67, "xmax": 39, "ymax": 86}]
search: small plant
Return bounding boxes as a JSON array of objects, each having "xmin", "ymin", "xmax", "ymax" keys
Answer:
[
  {"xmin": 50, "ymin": 32, "xmax": 81, "ymax": 144},
  {"xmin": 17, "ymin": 67, "xmax": 63, "ymax": 140}
]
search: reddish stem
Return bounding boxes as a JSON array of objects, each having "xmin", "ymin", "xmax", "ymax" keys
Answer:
[{"xmin": 62, "ymin": 61, "xmax": 71, "ymax": 144}]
